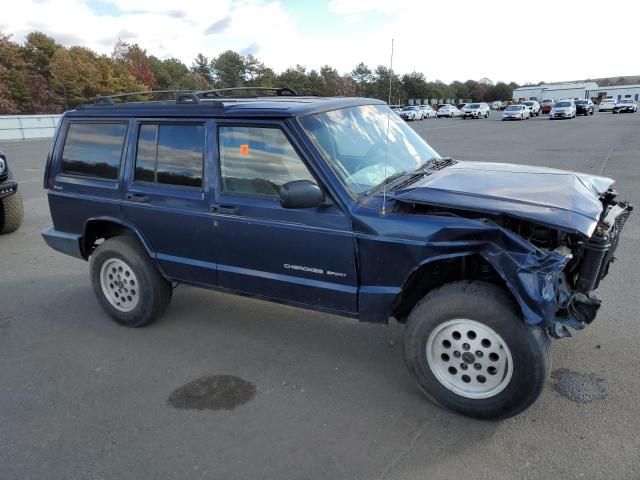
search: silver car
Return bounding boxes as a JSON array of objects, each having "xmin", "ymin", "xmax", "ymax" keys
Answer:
[
  {"xmin": 461, "ymin": 102, "xmax": 490, "ymax": 119},
  {"xmin": 549, "ymin": 100, "xmax": 576, "ymax": 120}
]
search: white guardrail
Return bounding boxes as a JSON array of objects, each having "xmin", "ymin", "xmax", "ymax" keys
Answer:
[{"xmin": 0, "ymin": 115, "xmax": 61, "ymax": 141}]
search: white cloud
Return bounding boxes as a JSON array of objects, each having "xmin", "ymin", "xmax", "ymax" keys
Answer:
[{"xmin": 1, "ymin": 0, "xmax": 639, "ymax": 83}]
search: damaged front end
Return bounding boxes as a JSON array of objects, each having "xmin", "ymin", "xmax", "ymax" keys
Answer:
[
  {"xmin": 552, "ymin": 193, "xmax": 633, "ymax": 337},
  {"xmin": 393, "ymin": 188, "xmax": 632, "ymax": 339}
]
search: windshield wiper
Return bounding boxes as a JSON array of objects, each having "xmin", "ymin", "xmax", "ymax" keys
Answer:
[{"xmin": 365, "ymin": 170, "xmax": 410, "ymax": 195}]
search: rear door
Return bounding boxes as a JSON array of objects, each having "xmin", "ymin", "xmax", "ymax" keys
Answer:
[
  {"xmin": 211, "ymin": 120, "xmax": 358, "ymax": 314},
  {"xmin": 47, "ymin": 119, "xmax": 129, "ymax": 234},
  {"xmin": 121, "ymin": 119, "xmax": 215, "ymax": 286}
]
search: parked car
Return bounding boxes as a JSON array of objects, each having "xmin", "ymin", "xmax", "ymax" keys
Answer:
[
  {"xmin": 598, "ymin": 99, "xmax": 616, "ymax": 112},
  {"xmin": 461, "ymin": 103, "xmax": 490, "ymax": 119},
  {"xmin": 522, "ymin": 100, "xmax": 541, "ymax": 117},
  {"xmin": 42, "ymin": 88, "xmax": 633, "ymax": 420},
  {"xmin": 0, "ymin": 150, "xmax": 24, "ymax": 234},
  {"xmin": 398, "ymin": 105, "xmax": 423, "ymax": 121},
  {"xmin": 575, "ymin": 99, "xmax": 595, "ymax": 116},
  {"xmin": 549, "ymin": 99, "xmax": 576, "ymax": 119},
  {"xmin": 501, "ymin": 104, "xmax": 530, "ymax": 120},
  {"xmin": 612, "ymin": 99, "xmax": 638, "ymax": 114},
  {"xmin": 419, "ymin": 104, "xmax": 437, "ymax": 118},
  {"xmin": 436, "ymin": 104, "xmax": 461, "ymax": 118},
  {"xmin": 491, "ymin": 101, "xmax": 504, "ymax": 110},
  {"xmin": 540, "ymin": 99, "xmax": 554, "ymax": 114}
]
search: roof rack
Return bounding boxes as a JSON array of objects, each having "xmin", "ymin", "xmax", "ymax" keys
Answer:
[
  {"xmin": 197, "ymin": 87, "xmax": 298, "ymax": 98},
  {"xmin": 91, "ymin": 86, "xmax": 298, "ymax": 108}
]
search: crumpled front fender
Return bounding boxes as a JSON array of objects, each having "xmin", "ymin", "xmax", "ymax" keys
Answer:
[{"xmin": 423, "ymin": 219, "xmax": 570, "ymax": 326}]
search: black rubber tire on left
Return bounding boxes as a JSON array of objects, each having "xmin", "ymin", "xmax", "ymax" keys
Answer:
[
  {"xmin": 90, "ymin": 235, "xmax": 172, "ymax": 327},
  {"xmin": 0, "ymin": 191, "xmax": 24, "ymax": 234},
  {"xmin": 403, "ymin": 281, "xmax": 550, "ymax": 420}
]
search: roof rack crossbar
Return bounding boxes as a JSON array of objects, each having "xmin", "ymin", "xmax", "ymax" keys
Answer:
[{"xmin": 196, "ymin": 87, "xmax": 298, "ymax": 97}]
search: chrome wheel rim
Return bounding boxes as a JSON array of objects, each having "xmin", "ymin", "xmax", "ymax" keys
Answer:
[
  {"xmin": 99, "ymin": 258, "xmax": 139, "ymax": 312},
  {"xmin": 426, "ymin": 319, "xmax": 513, "ymax": 399}
]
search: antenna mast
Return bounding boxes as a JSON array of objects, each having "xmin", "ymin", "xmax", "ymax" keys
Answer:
[{"xmin": 382, "ymin": 38, "xmax": 394, "ymax": 215}]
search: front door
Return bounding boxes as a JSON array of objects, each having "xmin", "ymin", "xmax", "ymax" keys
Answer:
[
  {"xmin": 212, "ymin": 121, "xmax": 358, "ymax": 314},
  {"xmin": 122, "ymin": 119, "xmax": 215, "ymax": 286}
]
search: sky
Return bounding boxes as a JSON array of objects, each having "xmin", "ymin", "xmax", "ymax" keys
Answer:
[{"xmin": 2, "ymin": 0, "xmax": 639, "ymax": 85}]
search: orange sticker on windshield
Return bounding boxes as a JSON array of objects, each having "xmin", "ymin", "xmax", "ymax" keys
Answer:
[{"xmin": 240, "ymin": 144, "xmax": 249, "ymax": 155}]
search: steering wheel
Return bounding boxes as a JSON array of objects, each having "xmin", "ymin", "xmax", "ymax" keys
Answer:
[{"xmin": 351, "ymin": 138, "xmax": 388, "ymax": 174}]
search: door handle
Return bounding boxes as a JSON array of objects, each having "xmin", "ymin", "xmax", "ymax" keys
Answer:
[
  {"xmin": 211, "ymin": 203, "xmax": 239, "ymax": 215},
  {"xmin": 126, "ymin": 193, "xmax": 150, "ymax": 203}
]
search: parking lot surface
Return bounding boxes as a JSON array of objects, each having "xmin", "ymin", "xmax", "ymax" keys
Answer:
[{"xmin": 1, "ymin": 112, "xmax": 639, "ymax": 480}]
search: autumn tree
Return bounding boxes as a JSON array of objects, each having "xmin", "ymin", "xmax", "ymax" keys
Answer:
[{"xmin": 112, "ymin": 40, "xmax": 156, "ymax": 88}]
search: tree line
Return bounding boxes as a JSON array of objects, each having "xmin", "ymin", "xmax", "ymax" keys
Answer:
[{"xmin": 0, "ymin": 31, "xmax": 521, "ymax": 114}]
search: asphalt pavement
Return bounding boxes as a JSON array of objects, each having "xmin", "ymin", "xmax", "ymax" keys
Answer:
[{"xmin": 1, "ymin": 111, "xmax": 639, "ymax": 480}]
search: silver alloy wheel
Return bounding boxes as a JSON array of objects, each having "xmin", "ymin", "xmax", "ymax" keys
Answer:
[
  {"xmin": 99, "ymin": 258, "xmax": 140, "ymax": 312},
  {"xmin": 426, "ymin": 319, "xmax": 513, "ymax": 399}
]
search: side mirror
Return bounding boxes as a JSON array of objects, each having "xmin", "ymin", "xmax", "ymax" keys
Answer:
[{"xmin": 279, "ymin": 180, "xmax": 325, "ymax": 209}]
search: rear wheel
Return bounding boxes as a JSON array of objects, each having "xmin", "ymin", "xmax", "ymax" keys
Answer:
[
  {"xmin": 90, "ymin": 235, "xmax": 172, "ymax": 327},
  {"xmin": 0, "ymin": 191, "xmax": 24, "ymax": 234},
  {"xmin": 403, "ymin": 281, "xmax": 550, "ymax": 419}
]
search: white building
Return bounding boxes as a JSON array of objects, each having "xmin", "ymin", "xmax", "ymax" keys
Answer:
[
  {"xmin": 591, "ymin": 84, "xmax": 640, "ymax": 102},
  {"xmin": 513, "ymin": 82, "xmax": 598, "ymax": 101}
]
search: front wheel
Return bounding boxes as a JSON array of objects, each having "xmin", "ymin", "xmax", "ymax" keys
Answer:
[
  {"xmin": 403, "ymin": 281, "xmax": 550, "ymax": 419},
  {"xmin": 90, "ymin": 235, "xmax": 173, "ymax": 327}
]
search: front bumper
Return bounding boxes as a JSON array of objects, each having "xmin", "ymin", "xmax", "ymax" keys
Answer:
[
  {"xmin": 0, "ymin": 179, "xmax": 18, "ymax": 199},
  {"xmin": 551, "ymin": 112, "xmax": 570, "ymax": 118},
  {"xmin": 41, "ymin": 227, "xmax": 84, "ymax": 259}
]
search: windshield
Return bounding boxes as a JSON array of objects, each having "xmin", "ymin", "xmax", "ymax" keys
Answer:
[
  {"xmin": 523, "ymin": 102, "xmax": 534, "ymax": 106},
  {"xmin": 300, "ymin": 105, "xmax": 440, "ymax": 196},
  {"xmin": 575, "ymin": 100, "xmax": 587, "ymax": 105},
  {"xmin": 506, "ymin": 105, "xmax": 521, "ymax": 111},
  {"xmin": 542, "ymin": 100, "xmax": 553, "ymax": 104},
  {"xmin": 401, "ymin": 106, "xmax": 415, "ymax": 111},
  {"xmin": 467, "ymin": 104, "xmax": 480, "ymax": 109},
  {"xmin": 555, "ymin": 101, "xmax": 571, "ymax": 107}
]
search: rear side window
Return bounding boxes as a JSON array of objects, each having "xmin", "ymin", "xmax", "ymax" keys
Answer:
[
  {"xmin": 61, "ymin": 123, "xmax": 127, "ymax": 179},
  {"xmin": 218, "ymin": 126, "xmax": 314, "ymax": 197},
  {"xmin": 134, "ymin": 124, "xmax": 205, "ymax": 188}
]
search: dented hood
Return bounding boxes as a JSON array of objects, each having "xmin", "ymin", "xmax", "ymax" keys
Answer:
[{"xmin": 393, "ymin": 161, "xmax": 614, "ymax": 237}]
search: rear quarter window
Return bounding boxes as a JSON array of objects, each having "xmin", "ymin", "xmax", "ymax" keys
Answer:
[{"xmin": 61, "ymin": 123, "xmax": 127, "ymax": 180}]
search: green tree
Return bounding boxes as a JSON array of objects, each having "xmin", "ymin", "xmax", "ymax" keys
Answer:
[
  {"xmin": 150, "ymin": 56, "xmax": 189, "ymax": 90},
  {"xmin": 191, "ymin": 53, "xmax": 214, "ymax": 84},
  {"xmin": 212, "ymin": 50, "xmax": 245, "ymax": 87},
  {"xmin": 401, "ymin": 72, "xmax": 429, "ymax": 100},
  {"xmin": 23, "ymin": 32, "xmax": 60, "ymax": 78},
  {"xmin": 350, "ymin": 62, "xmax": 373, "ymax": 96},
  {"xmin": 278, "ymin": 65, "xmax": 311, "ymax": 92}
]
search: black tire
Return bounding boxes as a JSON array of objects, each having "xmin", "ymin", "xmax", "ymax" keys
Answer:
[
  {"xmin": 89, "ymin": 235, "xmax": 172, "ymax": 327},
  {"xmin": 403, "ymin": 281, "xmax": 550, "ymax": 420},
  {"xmin": 0, "ymin": 191, "xmax": 24, "ymax": 234}
]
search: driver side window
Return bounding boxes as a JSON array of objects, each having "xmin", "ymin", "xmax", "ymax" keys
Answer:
[{"xmin": 218, "ymin": 126, "xmax": 315, "ymax": 197}]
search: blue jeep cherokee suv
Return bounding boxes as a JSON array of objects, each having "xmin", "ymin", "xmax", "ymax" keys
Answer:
[{"xmin": 42, "ymin": 88, "xmax": 632, "ymax": 419}]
